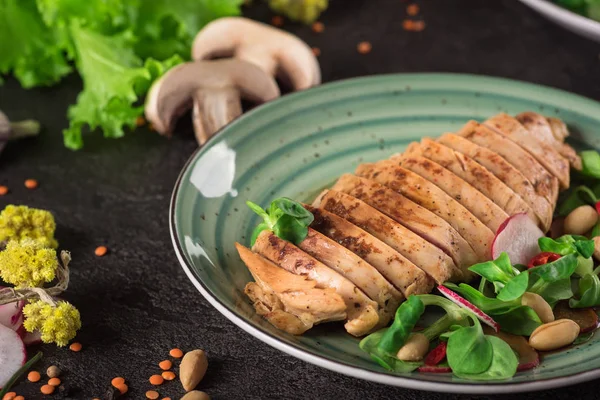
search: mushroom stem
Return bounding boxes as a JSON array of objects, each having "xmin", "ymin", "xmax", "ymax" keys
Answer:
[
  {"xmin": 9, "ymin": 120, "xmax": 41, "ymax": 139},
  {"xmin": 192, "ymin": 87, "xmax": 242, "ymax": 145}
]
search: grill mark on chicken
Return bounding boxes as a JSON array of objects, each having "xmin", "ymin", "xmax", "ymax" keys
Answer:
[
  {"xmin": 332, "ymin": 174, "xmax": 479, "ymax": 277},
  {"xmin": 253, "ymin": 230, "xmax": 380, "ymax": 336},
  {"xmin": 404, "ymin": 139, "xmax": 544, "ymax": 229},
  {"xmin": 355, "ymin": 163, "xmax": 490, "ymax": 268},
  {"xmin": 484, "ymin": 113, "xmax": 569, "ymax": 189},
  {"xmin": 456, "ymin": 121, "xmax": 559, "ymax": 205},
  {"xmin": 438, "ymin": 132, "xmax": 555, "ymax": 228},
  {"xmin": 305, "ymin": 204, "xmax": 435, "ymax": 296},
  {"xmin": 396, "ymin": 155, "xmax": 508, "ymax": 232},
  {"xmin": 313, "ymin": 190, "xmax": 458, "ymax": 283}
]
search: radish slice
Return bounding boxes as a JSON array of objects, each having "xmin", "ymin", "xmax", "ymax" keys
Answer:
[
  {"xmin": 23, "ymin": 330, "xmax": 42, "ymax": 346},
  {"xmin": 0, "ymin": 323, "xmax": 26, "ymax": 388},
  {"xmin": 418, "ymin": 365, "xmax": 452, "ymax": 373},
  {"xmin": 0, "ymin": 301, "xmax": 24, "ymax": 332},
  {"xmin": 438, "ymin": 285, "xmax": 500, "ymax": 332},
  {"xmin": 491, "ymin": 213, "xmax": 544, "ymax": 264}
]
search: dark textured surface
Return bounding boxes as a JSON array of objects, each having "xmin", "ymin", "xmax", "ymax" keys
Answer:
[{"xmin": 1, "ymin": 0, "xmax": 600, "ymax": 399}]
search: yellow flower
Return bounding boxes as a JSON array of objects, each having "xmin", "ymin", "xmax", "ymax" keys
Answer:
[
  {"xmin": 0, "ymin": 205, "xmax": 58, "ymax": 249},
  {"xmin": 268, "ymin": 0, "xmax": 328, "ymax": 24},
  {"xmin": 0, "ymin": 239, "xmax": 58, "ymax": 288},
  {"xmin": 23, "ymin": 300, "xmax": 81, "ymax": 347}
]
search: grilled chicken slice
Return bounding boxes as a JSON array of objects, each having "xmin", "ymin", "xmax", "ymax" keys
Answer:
[
  {"xmin": 437, "ymin": 134, "xmax": 553, "ymax": 231},
  {"xmin": 485, "ymin": 113, "xmax": 570, "ymax": 189},
  {"xmin": 456, "ymin": 121, "xmax": 559, "ymax": 205},
  {"xmin": 253, "ymin": 230, "xmax": 380, "ymax": 336},
  {"xmin": 313, "ymin": 190, "xmax": 458, "ymax": 284},
  {"xmin": 516, "ymin": 111, "xmax": 581, "ymax": 170},
  {"xmin": 237, "ymin": 243, "xmax": 347, "ymax": 335},
  {"xmin": 305, "ymin": 205, "xmax": 435, "ymax": 297},
  {"xmin": 298, "ymin": 228, "xmax": 403, "ymax": 326},
  {"xmin": 355, "ymin": 163, "xmax": 491, "ymax": 265},
  {"xmin": 405, "ymin": 139, "xmax": 541, "ymax": 229},
  {"xmin": 331, "ymin": 174, "xmax": 479, "ymax": 274},
  {"xmin": 547, "ymin": 116, "xmax": 569, "ymax": 142},
  {"xmin": 396, "ymin": 154, "xmax": 509, "ymax": 232}
]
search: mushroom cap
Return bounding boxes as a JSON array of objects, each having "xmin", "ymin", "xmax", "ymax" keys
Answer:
[
  {"xmin": 0, "ymin": 111, "xmax": 10, "ymax": 140},
  {"xmin": 145, "ymin": 59, "xmax": 280, "ymax": 135},
  {"xmin": 192, "ymin": 17, "xmax": 321, "ymax": 91}
]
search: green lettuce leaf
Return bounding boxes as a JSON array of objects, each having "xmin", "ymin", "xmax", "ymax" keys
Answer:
[
  {"xmin": 0, "ymin": 0, "xmax": 71, "ymax": 87},
  {"xmin": 63, "ymin": 23, "xmax": 182, "ymax": 149},
  {"xmin": 134, "ymin": 0, "xmax": 244, "ymax": 60}
]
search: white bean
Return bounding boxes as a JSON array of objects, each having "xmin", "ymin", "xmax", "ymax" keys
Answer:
[
  {"xmin": 396, "ymin": 333, "xmax": 429, "ymax": 361},
  {"xmin": 564, "ymin": 205, "xmax": 598, "ymax": 235},
  {"xmin": 521, "ymin": 292, "xmax": 555, "ymax": 323},
  {"xmin": 593, "ymin": 236, "xmax": 600, "ymax": 261},
  {"xmin": 528, "ymin": 319, "xmax": 580, "ymax": 351}
]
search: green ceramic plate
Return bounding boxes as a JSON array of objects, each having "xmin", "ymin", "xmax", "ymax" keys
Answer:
[{"xmin": 170, "ymin": 73, "xmax": 600, "ymax": 393}]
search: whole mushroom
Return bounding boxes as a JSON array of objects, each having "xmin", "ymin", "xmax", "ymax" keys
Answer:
[
  {"xmin": 0, "ymin": 111, "xmax": 40, "ymax": 154},
  {"xmin": 144, "ymin": 59, "xmax": 280, "ymax": 145},
  {"xmin": 192, "ymin": 17, "xmax": 321, "ymax": 91}
]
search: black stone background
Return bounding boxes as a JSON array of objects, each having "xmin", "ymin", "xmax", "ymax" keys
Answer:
[{"xmin": 1, "ymin": 0, "xmax": 600, "ymax": 399}]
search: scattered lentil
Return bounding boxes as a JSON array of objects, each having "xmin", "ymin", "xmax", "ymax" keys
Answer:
[
  {"xmin": 169, "ymin": 348, "xmax": 184, "ymax": 358},
  {"xmin": 27, "ymin": 371, "xmax": 41, "ymax": 382},
  {"xmin": 412, "ymin": 20, "xmax": 426, "ymax": 32},
  {"xmin": 2, "ymin": 393, "xmax": 16, "ymax": 400},
  {"xmin": 311, "ymin": 47, "xmax": 321, "ymax": 57},
  {"xmin": 47, "ymin": 365, "xmax": 61, "ymax": 378},
  {"xmin": 69, "ymin": 342, "xmax": 82, "ymax": 352},
  {"xmin": 111, "ymin": 377, "xmax": 125, "ymax": 387},
  {"xmin": 162, "ymin": 371, "xmax": 176, "ymax": 381},
  {"xmin": 115, "ymin": 384, "xmax": 128, "ymax": 395},
  {"xmin": 159, "ymin": 360, "xmax": 172, "ymax": 370},
  {"xmin": 13, "ymin": 396, "xmax": 24, "ymax": 400},
  {"xmin": 95, "ymin": 246, "xmax": 108, "ymax": 257},
  {"xmin": 271, "ymin": 15, "xmax": 284, "ymax": 27},
  {"xmin": 0, "ymin": 186, "xmax": 8, "ymax": 195},
  {"xmin": 24, "ymin": 179, "xmax": 38, "ymax": 189},
  {"xmin": 312, "ymin": 21, "xmax": 324, "ymax": 33},
  {"xmin": 48, "ymin": 377, "xmax": 61, "ymax": 386},
  {"xmin": 407, "ymin": 4, "xmax": 419, "ymax": 16},
  {"xmin": 146, "ymin": 391, "xmax": 160, "ymax": 400},
  {"xmin": 41, "ymin": 384, "xmax": 55, "ymax": 395},
  {"xmin": 149, "ymin": 375, "xmax": 164, "ymax": 386},
  {"xmin": 357, "ymin": 41, "xmax": 372, "ymax": 54},
  {"xmin": 136, "ymin": 116, "xmax": 146, "ymax": 127}
]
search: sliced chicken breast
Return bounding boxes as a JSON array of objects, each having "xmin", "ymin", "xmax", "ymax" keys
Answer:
[
  {"xmin": 437, "ymin": 133, "xmax": 553, "ymax": 231},
  {"xmin": 305, "ymin": 205, "xmax": 435, "ymax": 297},
  {"xmin": 455, "ymin": 121, "xmax": 559, "ymax": 205},
  {"xmin": 396, "ymin": 154, "xmax": 509, "ymax": 232},
  {"xmin": 355, "ymin": 162, "xmax": 491, "ymax": 265},
  {"xmin": 547, "ymin": 116, "xmax": 569, "ymax": 142},
  {"xmin": 253, "ymin": 230, "xmax": 380, "ymax": 336},
  {"xmin": 485, "ymin": 113, "xmax": 570, "ymax": 189},
  {"xmin": 237, "ymin": 243, "xmax": 347, "ymax": 335},
  {"xmin": 313, "ymin": 189, "xmax": 459, "ymax": 284},
  {"xmin": 516, "ymin": 111, "xmax": 581, "ymax": 170},
  {"xmin": 405, "ymin": 139, "xmax": 541, "ymax": 229},
  {"xmin": 298, "ymin": 228, "xmax": 403, "ymax": 326},
  {"xmin": 331, "ymin": 174, "xmax": 479, "ymax": 274}
]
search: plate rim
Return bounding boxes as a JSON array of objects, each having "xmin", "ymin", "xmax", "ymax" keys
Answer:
[
  {"xmin": 169, "ymin": 72, "xmax": 600, "ymax": 394},
  {"xmin": 519, "ymin": 0, "xmax": 600, "ymax": 40}
]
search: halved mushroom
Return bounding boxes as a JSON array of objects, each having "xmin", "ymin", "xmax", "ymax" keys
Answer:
[
  {"xmin": 0, "ymin": 110, "xmax": 40, "ymax": 155},
  {"xmin": 144, "ymin": 59, "xmax": 280, "ymax": 145},
  {"xmin": 192, "ymin": 17, "xmax": 321, "ymax": 91}
]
